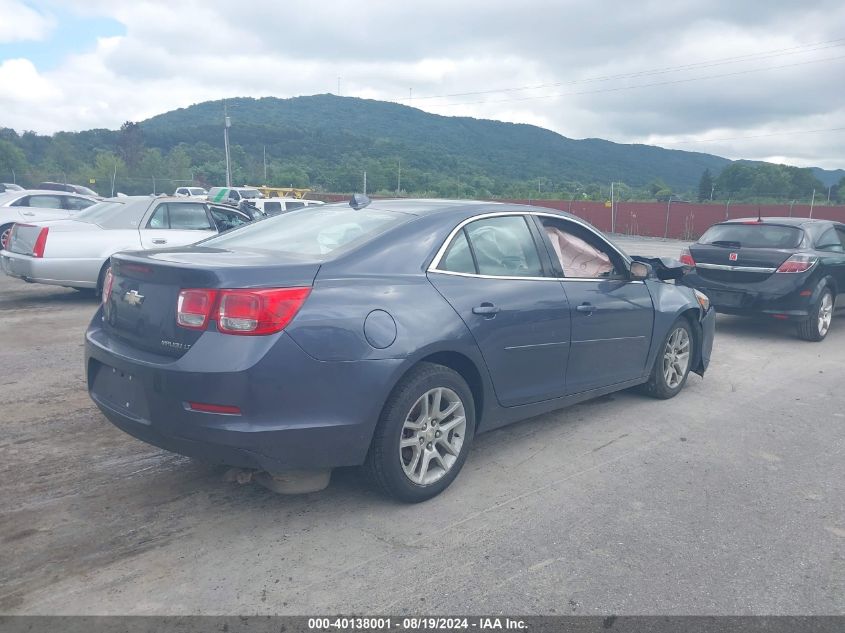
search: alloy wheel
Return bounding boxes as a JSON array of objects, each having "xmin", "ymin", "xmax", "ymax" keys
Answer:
[
  {"xmin": 662, "ymin": 327, "xmax": 690, "ymax": 389},
  {"xmin": 0, "ymin": 227, "xmax": 10, "ymax": 250},
  {"xmin": 818, "ymin": 292, "xmax": 833, "ymax": 337},
  {"xmin": 400, "ymin": 387, "xmax": 466, "ymax": 486}
]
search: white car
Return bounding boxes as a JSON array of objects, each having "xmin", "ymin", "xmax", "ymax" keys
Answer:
[
  {"xmin": 0, "ymin": 190, "xmax": 98, "ymax": 249},
  {"xmin": 174, "ymin": 186, "xmax": 208, "ymax": 198},
  {"xmin": 248, "ymin": 197, "xmax": 324, "ymax": 217},
  {"xmin": 0, "ymin": 196, "xmax": 253, "ymax": 293}
]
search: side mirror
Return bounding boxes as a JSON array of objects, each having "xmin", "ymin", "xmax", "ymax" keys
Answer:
[{"xmin": 629, "ymin": 261, "xmax": 651, "ymax": 280}]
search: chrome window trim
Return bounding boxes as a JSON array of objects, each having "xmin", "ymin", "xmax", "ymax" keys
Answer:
[
  {"xmin": 428, "ymin": 211, "xmax": 633, "ymax": 282},
  {"xmin": 695, "ymin": 262, "xmax": 777, "ymax": 273}
]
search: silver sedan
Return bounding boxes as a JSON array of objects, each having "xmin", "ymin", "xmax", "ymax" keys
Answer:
[
  {"xmin": 0, "ymin": 196, "xmax": 252, "ymax": 293},
  {"xmin": 0, "ymin": 189, "xmax": 98, "ymax": 249}
]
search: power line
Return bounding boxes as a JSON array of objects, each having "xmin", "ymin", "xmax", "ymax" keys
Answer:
[
  {"xmin": 423, "ymin": 54, "xmax": 845, "ymax": 107},
  {"xmin": 401, "ymin": 37, "xmax": 845, "ymax": 102}
]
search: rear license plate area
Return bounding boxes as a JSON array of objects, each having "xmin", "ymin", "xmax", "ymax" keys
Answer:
[
  {"xmin": 707, "ymin": 289, "xmax": 746, "ymax": 308},
  {"xmin": 91, "ymin": 361, "xmax": 149, "ymax": 420}
]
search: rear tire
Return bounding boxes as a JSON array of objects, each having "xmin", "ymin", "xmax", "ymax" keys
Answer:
[
  {"xmin": 365, "ymin": 362, "xmax": 475, "ymax": 503},
  {"xmin": 0, "ymin": 223, "xmax": 13, "ymax": 250},
  {"xmin": 641, "ymin": 318, "xmax": 694, "ymax": 399},
  {"xmin": 797, "ymin": 287, "xmax": 834, "ymax": 342}
]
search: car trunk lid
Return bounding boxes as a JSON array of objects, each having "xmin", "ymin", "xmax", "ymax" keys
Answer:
[{"xmin": 104, "ymin": 247, "xmax": 321, "ymax": 358}]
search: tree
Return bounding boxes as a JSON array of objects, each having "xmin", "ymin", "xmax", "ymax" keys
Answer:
[
  {"xmin": 0, "ymin": 139, "xmax": 27, "ymax": 181},
  {"xmin": 698, "ymin": 169, "xmax": 714, "ymax": 202},
  {"xmin": 118, "ymin": 121, "xmax": 145, "ymax": 170}
]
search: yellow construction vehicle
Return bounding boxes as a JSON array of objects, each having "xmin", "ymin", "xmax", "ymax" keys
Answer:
[{"xmin": 248, "ymin": 186, "xmax": 312, "ymax": 199}]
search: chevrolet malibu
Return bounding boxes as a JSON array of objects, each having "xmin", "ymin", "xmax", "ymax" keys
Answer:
[{"xmin": 86, "ymin": 197, "xmax": 715, "ymax": 502}]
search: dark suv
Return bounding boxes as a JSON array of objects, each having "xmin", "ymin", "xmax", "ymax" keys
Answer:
[{"xmin": 680, "ymin": 218, "xmax": 845, "ymax": 341}]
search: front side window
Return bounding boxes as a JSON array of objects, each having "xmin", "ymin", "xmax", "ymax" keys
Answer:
[
  {"xmin": 540, "ymin": 217, "xmax": 621, "ymax": 279},
  {"xmin": 64, "ymin": 196, "xmax": 95, "ymax": 211},
  {"xmin": 816, "ymin": 227, "xmax": 844, "ymax": 252}
]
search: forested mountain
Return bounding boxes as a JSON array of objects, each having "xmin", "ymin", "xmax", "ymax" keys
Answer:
[{"xmin": 0, "ymin": 94, "xmax": 842, "ymax": 200}]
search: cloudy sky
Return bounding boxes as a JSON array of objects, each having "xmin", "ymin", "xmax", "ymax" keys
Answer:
[{"xmin": 1, "ymin": 0, "xmax": 844, "ymax": 168}]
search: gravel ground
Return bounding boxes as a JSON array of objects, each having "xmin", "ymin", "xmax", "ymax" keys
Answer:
[{"xmin": 0, "ymin": 236, "xmax": 842, "ymax": 615}]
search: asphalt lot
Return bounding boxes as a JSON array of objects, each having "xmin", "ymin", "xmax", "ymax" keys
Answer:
[{"xmin": 0, "ymin": 235, "xmax": 843, "ymax": 615}]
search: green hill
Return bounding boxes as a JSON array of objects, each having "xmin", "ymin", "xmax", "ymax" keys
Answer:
[{"xmin": 1, "ymin": 94, "xmax": 841, "ymax": 199}]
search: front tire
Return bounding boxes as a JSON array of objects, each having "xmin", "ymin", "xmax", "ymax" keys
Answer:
[
  {"xmin": 797, "ymin": 287, "xmax": 834, "ymax": 342},
  {"xmin": 641, "ymin": 318, "xmax": 693, "ymax": 399},
  {"xmin": 365, "ymin": 362, "xmax": 475, "ymax": 503}
]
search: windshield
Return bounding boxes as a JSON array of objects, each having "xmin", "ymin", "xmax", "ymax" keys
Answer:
[
  {"xmin": 699, "ymin": 223, "xmax": 804, "ymax": 249},
  {"xmin": 73, "ymin": 198, "xmax": 152, "ymax": 229},
  {"xmin": 201, "ymin": 205, "xmax": 407, "ymax": 256}
]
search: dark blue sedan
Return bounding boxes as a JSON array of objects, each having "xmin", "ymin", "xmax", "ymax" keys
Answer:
[{"xmin": 86, "ymin": 197, "xmax": 715, "ymax": 502}]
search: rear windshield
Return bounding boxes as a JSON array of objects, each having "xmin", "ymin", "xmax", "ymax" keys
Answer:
[
  {"xmin": 699, "ymin": 223, "xmax": 804, "ymax": 249},
  {"xmin": 189, "ymin": 188, "xmax": 206, "ymax": 195},
  {"xmin": 201, "ymin": 205, "xmax": 406, "ymax": 256},
  {"xmin": 238, "ymin": 189, "xmax": 261, "ymax": 199},
  {"xmin": 74, "ymin": 199, "xmax": 152, "ymax": 229}
]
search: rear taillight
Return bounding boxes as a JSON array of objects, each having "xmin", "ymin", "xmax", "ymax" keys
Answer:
[
  {"xmin": 177, "ymin": 289, "xmax": 218, "ymax": 329},
  {"xmin": 32, "ymin": 227, "xmax": 49, "ymax": 257},
  {"xmin": 176, "ymin": 287, "xmax": 311, "ymax": 335},
  {"xmin": 776, "ymin": 254, "xmax": 817, "ymax": 274},
  {"xmin": 217, "ymin": 287, "xmax": 311, "ymax": 335},
  {"xmin": 679, "ymin": 247, "xmax": 696, "ymax": 267},
  {"xmin": 101, "ymin": 268, "xmax": 114, "ymax": 305}
]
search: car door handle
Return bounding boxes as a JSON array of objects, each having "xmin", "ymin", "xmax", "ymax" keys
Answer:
[
  {"xmin": 576, "ymin": 302, "xmax": 596, "ymax": 314},
  {"xmin": 21, "ymin": 211, "xmax": 34, "ymax": 216},
  {"xmin": 472, "ymin": 303, "xmax": 500, "ymax": 316},
  {"xmin": 152, "ymin": 238, "xmax": 167, "ymax": 245}
]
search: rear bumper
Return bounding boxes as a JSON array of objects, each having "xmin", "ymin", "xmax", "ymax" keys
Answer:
[
  {"xmin": 85, "ymin": 314, "xmax": 404, "ymax": 472},
  {"xmin": 681, "ymin": 271, "xmax": 813, "ymax": 320},
  {"xmin": 1, "ymin": 250, "xmax": 98, "ymax": 288}
]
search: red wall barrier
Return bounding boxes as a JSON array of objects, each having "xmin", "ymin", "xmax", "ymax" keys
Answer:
[{"xmin": 310, "ymin": 194, "xmax": 845, "ymax": 240}]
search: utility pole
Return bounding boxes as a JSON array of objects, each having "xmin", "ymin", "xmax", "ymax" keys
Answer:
[
  {"xmin": 610, "ymin": 182, "xmax": 615, "ymax": 233},
  {"xmin": 397, "ymin": 158, "xmax": 401, "ymax": 195},
  {"xmin": 263, "ymin": 145, "xmax": 267, "ymax": 184},
  {"xmin": 664, "ymin": 196, "xmax": 672, "ymax": 239},
  {"xmin": 363, "ymin": 170, "xmax": 367, "ymax": 194},
  {"xmin": 827, "ymin": 185, "xmax": 832, "ymax": 203},
  {"xmin": 11, "ymin": 169, "xmax": 15, "ymax": 184},
  {"xmin": 710, "ymin": 184, "xmax": 715, "ymax": 201},
  {"xmin": 223, "ymin": 104, "xmax": 232, "ymax": 187},
  {"xmin": 789, "ymin": 200, "xmax": 796, "ymax": 217},
  {"xmin": 111, "ymin": 161, "xmax": 117, "ymax": 197},
  {"xmin": 809, "ymin": 189, "xmax": 816, "ymax": 218}
]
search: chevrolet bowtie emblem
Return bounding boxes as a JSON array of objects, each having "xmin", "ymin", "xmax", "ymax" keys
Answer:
[{"xmin": 123, "ymin": 289, "xmax": 145, "ymax": 306}]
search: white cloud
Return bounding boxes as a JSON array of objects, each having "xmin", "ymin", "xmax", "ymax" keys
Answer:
[
  {"xmin": 0, "ymin": 0, "xmax": 843, "ymax": 168},
  {"xmin": 0, "ymin": 0, "xmax": 55, "ymax": 42}
]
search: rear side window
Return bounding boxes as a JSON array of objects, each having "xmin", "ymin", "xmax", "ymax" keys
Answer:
[
  {"xmin": 285, "ymin": 201, "xmax": 305, "ymax": 211},
  {"xmin": 699, "ymin": 224, "xmax": 803, "ymax": 249},
  {"xmin": 439, "ymin": 230, "xmax": 475, "ymax": 274},
  {"xmin": 439, "ymin": 216, "xmax": 544, "ymax": 277},
  {"xmin": 13, "ymin": 195, "xmax": 64, "ymax": 208},
  {"xmin": 201, "ymin": 205, "xmax": 406, "ymax": 257},
  {"xmin": 263, "ymin": 201, "xmax": 283, "ymax": 215},
  {"xmin": 147, "ymin": 203, "xmax": 212, "ymax": 230}
]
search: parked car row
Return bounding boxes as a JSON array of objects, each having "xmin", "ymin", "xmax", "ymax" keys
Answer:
[
  {"xmin": 2, "ymin": 195, "xmax": 840, "ymax": 503},
  {"xmin": 1, "ymin": 196, "xmax": 252, "ymax": 293}
]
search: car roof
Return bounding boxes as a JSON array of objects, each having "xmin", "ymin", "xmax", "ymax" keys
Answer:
[{"xmin": 722, "ymin": 217, "xmax": 829, "ymax": 227}]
